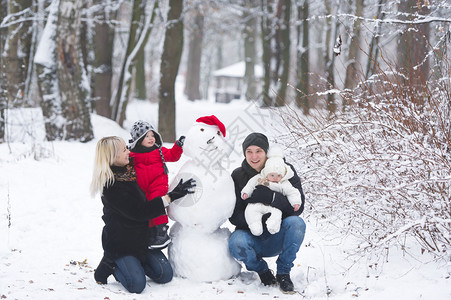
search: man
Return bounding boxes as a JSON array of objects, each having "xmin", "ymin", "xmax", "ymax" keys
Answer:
[{"xmin": 228, "ymin": 132, "xmax": 306, "ymax": 294}]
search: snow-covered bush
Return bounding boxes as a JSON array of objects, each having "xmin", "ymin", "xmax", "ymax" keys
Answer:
[{"xmin": 278, "ymin": 72, "xmax": 450, "ymax": 262}]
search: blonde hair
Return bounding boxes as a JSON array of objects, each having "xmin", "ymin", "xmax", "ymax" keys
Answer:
[{"xmin": 90, "ymin": 136, "xmax": 124, "ymax": 197}]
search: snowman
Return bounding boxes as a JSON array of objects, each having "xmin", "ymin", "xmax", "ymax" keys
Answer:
[{"xmin": 167, "ymin": 115, "xmax": 241, "ymax": 281}]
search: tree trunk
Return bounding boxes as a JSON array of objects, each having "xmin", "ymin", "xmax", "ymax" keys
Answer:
[
  {"xmin": 134, "ymin": 47, "xmax": 147, "ymax": 100},
  {"xmin": 111, "ymin": 0, "xmax": 145, "ymax": 125},
  {"xmin": 366, "ymin": 0, "xmax": 385, "ymax": 79},
  {"xmin": 295, "ymin": 0, "xmax": 310, "ymax": 114},
  {"xmin": 243, "ymin": 0, "xmax": 258, "ymax": 101},
  {"xmin": 324, "ymin": 0, "xmax": 337, "ymax": 114},
  {"xmin": 0, "ymin": 0, "xmax": 7, "ymax": 46},
  {"xmin": 273, "ymin": 0, "xmax": 290, "ymax": 107},
  {"xmin": 0, "ymin": 0, "xmax": 4, "ymax": 141},
  {"xmin": 112, "ymin": 0, "xmax": 158, "ymax": 125},
  {"xmin": 260, "ymin": 0, "xmax": 273, "ymax": 107},
  {"xmin": 35, "ymin": 0, "xmax": 61, "ymax": 140},
  {"xmin": 397, "ymin": 0, "xmax": 430, "ymax": 90},
  {"xmin": 2, "ymin": 0, "xmax": 33, "ymax": 108},
  {"xmin": 91, "ymin": 0, "xmax": 115, "ymax": 118},
  {"xmin": 56, "ymin": 0, "xmax": 93, "ymax": 142},
  {"xmin": 185, "ymin": 8, "xmax": 203, "ymax": 101},
  {"xmin": 158, "ymin": 0, "xmax": 184, "ymax": 143},
  {"xmin": 134, "ymin": 0, "xmax": 158, "ymax": 101},
  {"xmin": 344, "ymin": 0, "xmax": 364, "ymax": 92}
]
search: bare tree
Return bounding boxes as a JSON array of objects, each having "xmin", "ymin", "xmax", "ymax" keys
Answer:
[
  {"xmin": 134, "ymin": 43, "xmax": 147, "ymax": 100},
  {"xmin": 111, "ymin": 0, "xmax": 159, "ymax": 126},
  {"xmin": 90, "ymin": 0, "xmax": 116, "ymax": 118},
  {"xmin": 397, "ymin": 0, "xmax": 430, "ymax": 90},
  {"xmin": 111, "ymin": 0, "xmax": 145, "ymax": 125},
  {"xmin": 324, "ymin": 0, "xmax": 339, "ymax": 114},
  {"xmin": 260, "ymin": 0, "xmax": 274, "ymax": 107},
  {"xmin": 365, "ymin": 0, "xmax": 385, "ymax": 79},
  {"xmin": 295, "ymin": 0, "xmax": 310, "ymax": 114},
  {"xmin": 158, "ymin": 0, "xmax": 184, "ymax": 142},
  {"xmin": 344, "ymin": 0, "xmax": 364, "ymax": 92},
  {"xmin": 133, "ymin": 0, "xmax": 160, "ymax": 102},
  {"xmin": 1, "ymin": 0, "xmax": 33, "ymax": 108},
  {"xmin": 55, "ymin": 0, "xmax": 93, "ymax": 141},
  {"xmin": 35, "ymin": 0, "xmax": 61, "ymax": 140},
  {"xmin": 35, "ymin": 0, "xmax": 93, "ymax": 141},
  {"xmin": 0, "ymin": 0, "xmax": 33, "ymax": 141},
  {"xmin": 260, "ymin": 0, "xmax": 290, "ymax": 107},
  {"xmin": 185, "ymin": 3, "xmax": 204, "ymax": 101},
  {"xmin": 273, "ymin": 0, "xmax": 290, "ymax": 106},
  {"xmin": 243, "ymin": 0, "xmax": 258, "ymax": 101}
]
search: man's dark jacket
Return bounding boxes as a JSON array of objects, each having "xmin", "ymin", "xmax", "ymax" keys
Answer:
[{"xmin": 229, "ymin": 159, "xmax": 305, "ymax": 231}]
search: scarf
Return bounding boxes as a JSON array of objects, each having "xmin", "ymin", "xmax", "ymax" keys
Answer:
[{"xmin": 112, "ymin": 159, "xmax": 137, "ymax": 182}]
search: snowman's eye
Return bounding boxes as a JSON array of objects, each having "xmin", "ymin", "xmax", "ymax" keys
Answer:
[
  {"xmin": 200, "ymin": 128, "xmax": 204, "ymax": 132},
  {"xmin": 217, "ymin": 131, "xmax": 221, "ymax": 136}
]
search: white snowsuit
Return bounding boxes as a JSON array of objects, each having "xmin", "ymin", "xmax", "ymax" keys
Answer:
[{"xmin": 241, "ymin": 164, "xmax": 302, "ymax": 236}]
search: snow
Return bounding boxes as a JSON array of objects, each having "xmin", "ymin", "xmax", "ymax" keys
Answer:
[{"xmin": 1, "ymin": 80, "xmax": 450, "ymax": 299}]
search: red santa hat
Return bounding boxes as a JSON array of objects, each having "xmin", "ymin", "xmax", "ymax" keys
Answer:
[{"xmin": 196, "ymin": 115, "xmax": 226, "ymax": 137}]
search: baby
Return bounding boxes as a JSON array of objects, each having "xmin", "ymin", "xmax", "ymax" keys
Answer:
[{"xmin": 241, "ymin": 147, "xmax": 301, "ymax": 236}]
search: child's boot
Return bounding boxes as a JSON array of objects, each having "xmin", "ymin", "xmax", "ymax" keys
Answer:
[{"xmin": 149, "ymin": 224, "xmax": 171, "ymax": 249}]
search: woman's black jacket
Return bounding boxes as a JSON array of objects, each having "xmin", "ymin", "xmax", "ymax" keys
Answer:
[{"xmin": 101, "ymin": 165, "xmax": 166, "ymax": 262}]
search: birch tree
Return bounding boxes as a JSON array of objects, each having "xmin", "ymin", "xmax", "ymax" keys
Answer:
[{"xmin": 158, "ymin": 0, "xmax": 184, "ymax": 142}]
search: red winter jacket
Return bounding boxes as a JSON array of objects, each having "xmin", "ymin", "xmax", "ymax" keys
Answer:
[{"xmin": 130, "ymin": 143, "xmax": 183, "ymax": 200}]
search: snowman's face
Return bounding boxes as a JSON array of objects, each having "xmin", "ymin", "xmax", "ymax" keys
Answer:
[{"xmin": 183, "ymin": 124, "xmax": 224, "ymax": 158}]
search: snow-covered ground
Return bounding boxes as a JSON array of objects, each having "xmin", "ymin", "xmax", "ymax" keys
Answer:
[{"xmin": 0, "ymin": 85, "xmax": 450, "ymax": 299}]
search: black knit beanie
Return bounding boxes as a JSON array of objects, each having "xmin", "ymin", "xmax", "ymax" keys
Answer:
[{"xmin": 242, "ymin": 132, "xmax": 269, "ymax": 155}]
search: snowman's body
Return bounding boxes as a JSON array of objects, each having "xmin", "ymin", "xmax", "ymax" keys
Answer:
[{"xmin": 167, "ymin": 118, "xmax": 241, "ymax": 281}]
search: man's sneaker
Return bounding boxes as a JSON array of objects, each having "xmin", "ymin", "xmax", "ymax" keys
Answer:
[
  {"xmin": 276, "ymin": 273, "xmax": 295, "ymax": 294},
  {"xmin": 149, "ymin": 224, "xmax": 171, "ymax": 249},
  {"xmin": 258, "ymin": 269, "xmax": 277, "ymax": 286}
]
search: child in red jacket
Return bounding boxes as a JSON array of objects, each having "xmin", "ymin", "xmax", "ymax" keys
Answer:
[{"xmin": 128, "ymin": 120, "xmax": 184, "ymax": 249}]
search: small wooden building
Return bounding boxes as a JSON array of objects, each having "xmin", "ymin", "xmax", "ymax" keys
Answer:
[{"xmin": 212, "ymin": 61, "xmax": 263, "ymax": 103}]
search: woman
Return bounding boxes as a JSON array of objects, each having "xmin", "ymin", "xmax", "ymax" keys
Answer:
[{"xmin": 90, "ymin": 136, "xmax": 195, "ymax": 294}]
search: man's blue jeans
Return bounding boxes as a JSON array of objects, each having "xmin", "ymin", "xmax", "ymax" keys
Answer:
[
  {"xmin": 114, "ymin": 249, "xmax": 173, "ymax": 293},
  {"xmin": 229, "ymin": 216, "xmax": 306, "ymax": 275}
]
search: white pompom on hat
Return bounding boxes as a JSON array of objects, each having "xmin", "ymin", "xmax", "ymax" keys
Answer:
[{"xmin": 261, "ymin": 146, "xmax": 287, "ymax": 177}]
